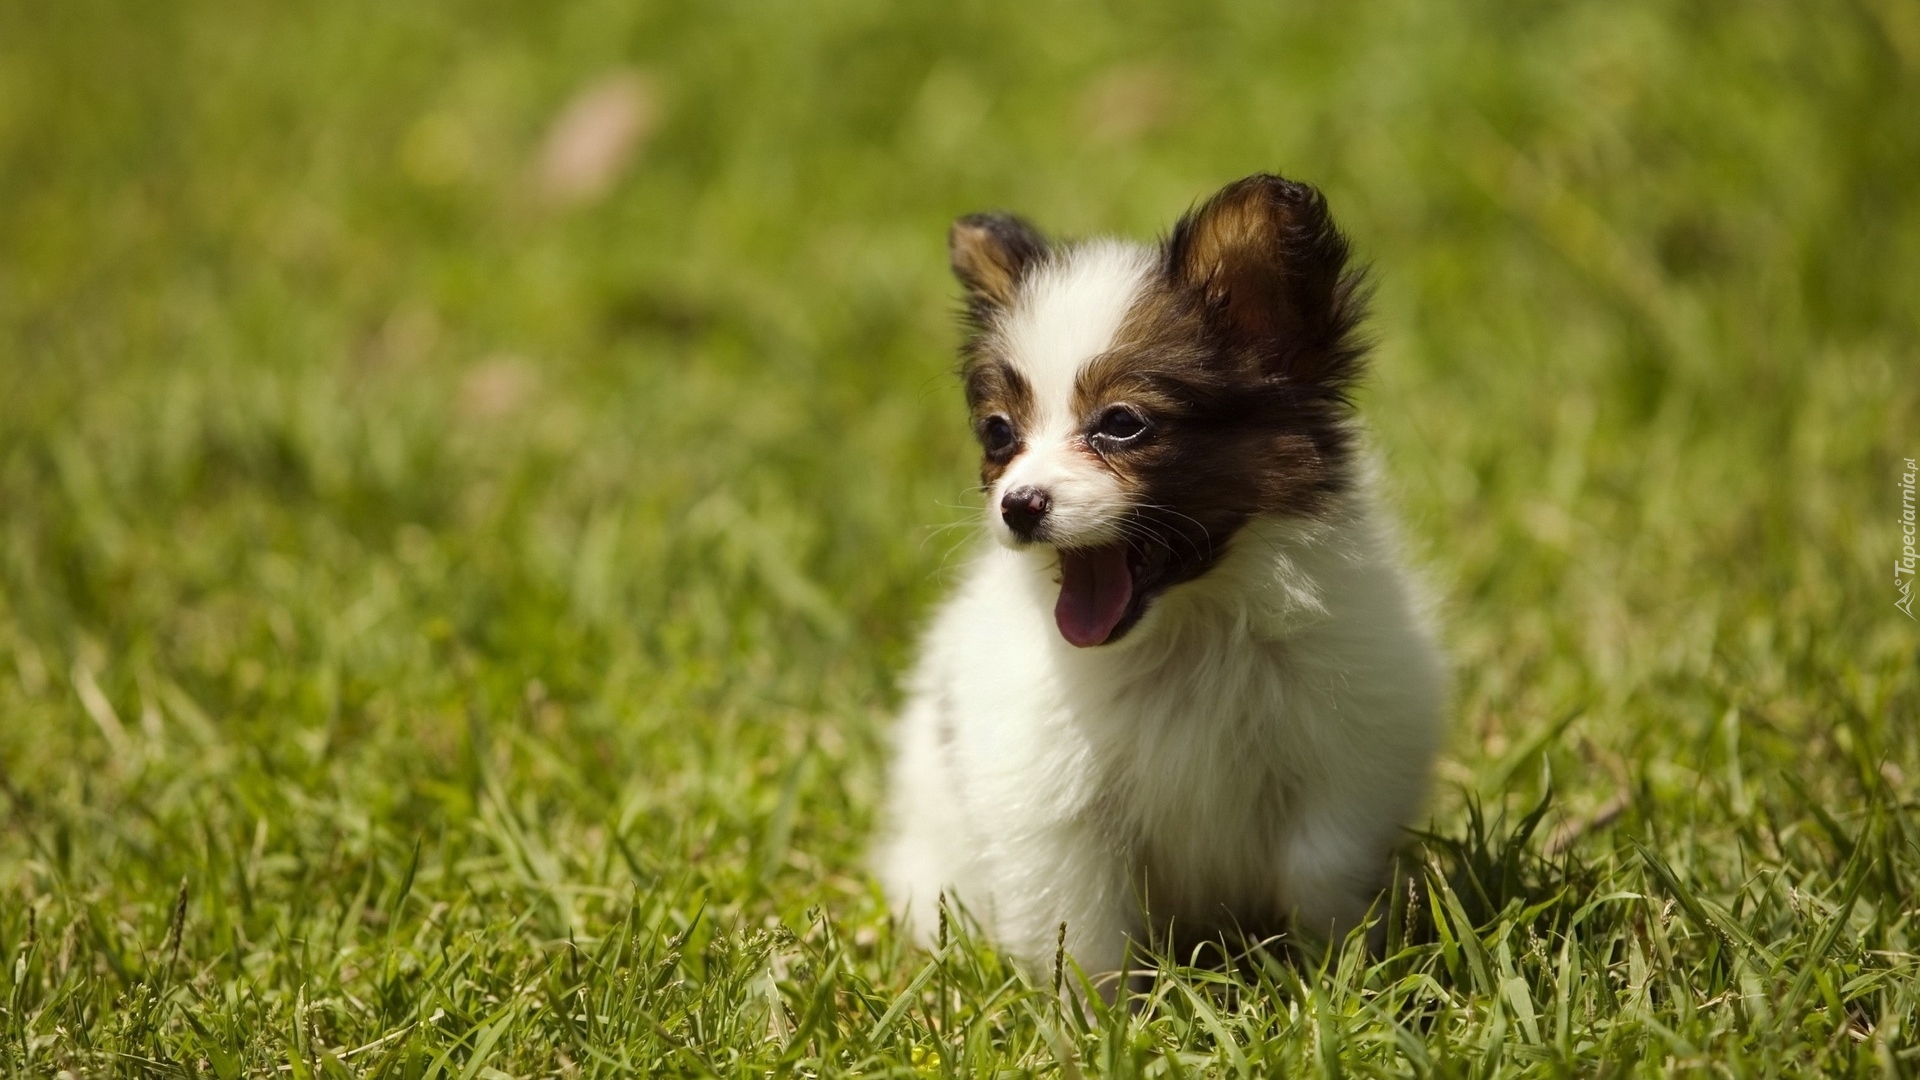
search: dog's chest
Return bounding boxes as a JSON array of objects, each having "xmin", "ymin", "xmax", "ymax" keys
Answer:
[{"xmin": 1071, "ymin": 636, "xmax": 1306, "ymax": 907}]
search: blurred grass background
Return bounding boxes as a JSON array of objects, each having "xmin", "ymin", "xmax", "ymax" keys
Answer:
[{"xmin": 2, "ymin": 0, "xmax": 1917, "ymax": 1074}]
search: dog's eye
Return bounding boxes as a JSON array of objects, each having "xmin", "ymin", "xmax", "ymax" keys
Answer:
[
  {"xmin": 1095, "ymin": 405, "xmax": 1149, "ymax": 443},
  {"xmin": 979, "ymin": 415, "xmax": 1016, "ymax": 454}
]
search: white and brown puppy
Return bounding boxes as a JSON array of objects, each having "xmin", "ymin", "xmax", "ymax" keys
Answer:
[{"xmin": 877, "ymin": 174, "xmax": 1446, "ymax": 985}]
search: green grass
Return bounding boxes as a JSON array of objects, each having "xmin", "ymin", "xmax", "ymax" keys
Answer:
[{"xmin": 2, "ymin": 0, "xmax": 1917, "ymax": 1075}]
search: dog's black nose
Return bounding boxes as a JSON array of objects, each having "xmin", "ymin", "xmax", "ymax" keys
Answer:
[{"xmin": 1000, "ymin": 486, "xmax": 1051, "ymax": 540}]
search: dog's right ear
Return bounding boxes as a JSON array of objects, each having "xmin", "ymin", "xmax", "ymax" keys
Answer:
[
  {"xmin": 950, "ymin": 213, "xmax": 1048, "ymax": 316},
  {"xmin": 1167, "ymin": 174, "xmax": 1366, "ymax": 392}
]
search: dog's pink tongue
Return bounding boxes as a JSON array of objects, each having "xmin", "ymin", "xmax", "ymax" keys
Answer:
[{"xmin": 1055, "ymin": 544, "xmax": 1133, "ymax": 648}]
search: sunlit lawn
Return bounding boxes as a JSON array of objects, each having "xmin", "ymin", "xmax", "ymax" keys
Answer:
[{"xmin": 2, "ymin": 1, "xmax": 1917, "ymax": 1075}]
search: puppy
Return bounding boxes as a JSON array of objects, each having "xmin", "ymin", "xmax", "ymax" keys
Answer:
[{"xmin": 877, "ymin": 174, "xmax": 1445, "ymax": 987}]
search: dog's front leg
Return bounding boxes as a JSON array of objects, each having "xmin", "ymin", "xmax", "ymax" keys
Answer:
[
  {"xmin": 989, "ymin": 821, "xmax": 1138, "ymax": 1001},
  {"xmin": 1278, "ymin": 796, "xmax": 1405, "ymax": 951}
]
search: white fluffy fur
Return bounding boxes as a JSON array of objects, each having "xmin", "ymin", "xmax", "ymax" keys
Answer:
[{"xmin": 876, "ymin": 241, "xmax": 1446, "ymax": 986}]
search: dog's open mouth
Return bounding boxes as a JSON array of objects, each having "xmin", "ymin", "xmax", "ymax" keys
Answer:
[{"xmin": 1054, "ymin": 541, "xmax": 1157, "ymax": 647}]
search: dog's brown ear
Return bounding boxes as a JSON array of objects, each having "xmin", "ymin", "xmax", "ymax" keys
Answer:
[
  {"xmin": 1168, "ymin": 174, "xmax": 1367, "ymax": 390},
  {"xmin": 950, "ymin": 213, "xmax": 1048, "ymax": 317}
]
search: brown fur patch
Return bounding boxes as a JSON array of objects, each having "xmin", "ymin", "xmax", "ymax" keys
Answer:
[
  {"xmin": 949, "ymin": 213, "xmax": 1052, "ymax": 487},
  {"xmin": 1041, "ymin": 174, "xmax": 1368, "ymax": 603},
  {"xmin": 949, "ymin": 213, "xmax": 1049, "ymax": 318},
  {"xmin": 961, "ymin": 358, "xmax": 1036, "ymax": 488},
  {"xmin": 1167, "ymin": 175, "xmax": 1369, "ymax": 391}
]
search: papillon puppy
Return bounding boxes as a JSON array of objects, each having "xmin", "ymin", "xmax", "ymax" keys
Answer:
[{"xmin": 877, "ymin": 174, "xmax": 1446, "ymax": 986}]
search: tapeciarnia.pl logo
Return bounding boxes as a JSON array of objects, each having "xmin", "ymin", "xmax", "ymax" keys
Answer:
[{"xmin": 1899, "ymin": 457, "xmax": 1917, "ymax": 620}]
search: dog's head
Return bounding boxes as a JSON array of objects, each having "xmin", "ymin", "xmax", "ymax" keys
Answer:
[{"xmin": 950, "ymin": 174, "xmax": 1369, "ymax": 647}]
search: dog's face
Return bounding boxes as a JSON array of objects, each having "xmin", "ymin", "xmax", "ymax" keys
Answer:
[{"xmin": 950, "ymin": 175, "xmax": 1369, "ymax": 647}]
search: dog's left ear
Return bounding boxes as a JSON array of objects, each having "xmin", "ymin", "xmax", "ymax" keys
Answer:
[
  {"xmin": 950, "ymin": 212, "xmax": 1049, "ymax": 318},
  {"xmin": 1168, "ymin": 174, "xmax": 1367, "ymax": 390}
]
